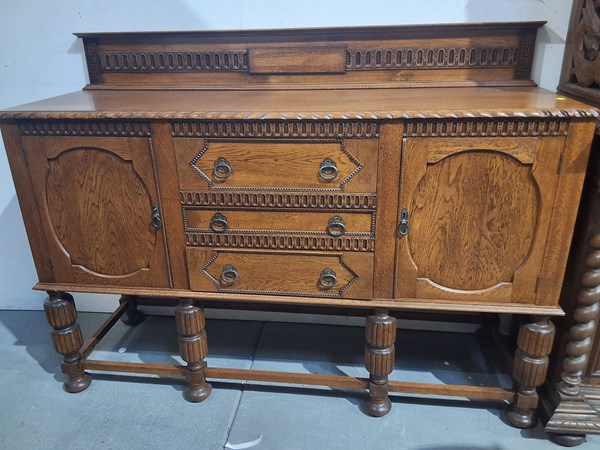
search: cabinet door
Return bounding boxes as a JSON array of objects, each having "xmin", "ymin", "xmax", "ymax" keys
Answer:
[
  {"xmin": 23, "ymin": 136, "xmax": 170, "ymax": 287},
  {"xmin": 395, "ymin": 136, "xmax": 564, "ymax": 304}
]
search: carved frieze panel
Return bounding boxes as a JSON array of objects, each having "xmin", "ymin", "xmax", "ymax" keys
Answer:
[
  {"xmin": 405, "ymin": 119, "xmax": 569, "ymax": 138},
  {"xmin": 18, "ymin": 120, "xmax": 151, "ymax": 137},
  {"xmin": 171, "ymin": 121, "xmax": 380, "ymax": 139}
]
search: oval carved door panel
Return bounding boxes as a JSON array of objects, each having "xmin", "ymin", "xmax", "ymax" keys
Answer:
[
  {"xmin": 46, "ymin": 149, "xmax": 156, "ymax": 277},
  {"xmin": 23, "ymin": 136, "xmax": 170, "ymax": 287},
  {"xmin": 409, "ymin": 151, "xmax": 538, "ymax": 291},
  {"xmin": 395, "ymin": 137, "xmax": 564, "ymax": 304}
]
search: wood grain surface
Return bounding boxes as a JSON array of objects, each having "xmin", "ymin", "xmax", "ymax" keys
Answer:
[
  {"xmin": 1, "ymin": 87, "xmax": 596, "ymax": 121},
  {"xmin": 174, "ymin": 138, "xmax": 377, "ymax": 192},
  {"xmin": 22, "ymin": 136, "xmax": 170, "ymax": 287},
  {"xmin": 184, "ymin": 209, "xmax": 373, "ymax": 234},
  {"xmin": 186, "ymin": 248, "xmax": 373, "ymax": 299},
  {"xmin": 396, "ymin": 136, "xmax": 564, "ymax": 305}
]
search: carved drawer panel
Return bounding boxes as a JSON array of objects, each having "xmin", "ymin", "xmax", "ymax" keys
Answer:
[
  {"xmin": 186, "ymin": 248, "xmax": 373, "ymax": 299},
  {"xmin": 173, "ymin": 138, "xmax": 378, "ymax": 192}
]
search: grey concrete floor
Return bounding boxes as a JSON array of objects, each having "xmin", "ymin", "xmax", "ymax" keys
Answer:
[{"xmin": 0, "ymin": 310, "xmax": 598, "ymax": 450}]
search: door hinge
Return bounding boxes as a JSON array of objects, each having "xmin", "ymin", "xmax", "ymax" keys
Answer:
[
  {"xmin": 48, "ymin": 257, "xmax": 55, "ymax": 273},
  {"xmin": 22, "ymin": 147, "xmax": 29, "ymax": 166}
]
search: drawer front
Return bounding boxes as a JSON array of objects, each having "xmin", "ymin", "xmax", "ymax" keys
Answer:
[
  {"xmin": 187, "ymin": 248, "xmax": 373, "ymax": 299},
  {"xmin": 183, "ymin": 209, "xmax": 374, "ymax": 235},
  {"xmin": 174, "ymin": 138, "xmax": 377, "ymax": 192}
]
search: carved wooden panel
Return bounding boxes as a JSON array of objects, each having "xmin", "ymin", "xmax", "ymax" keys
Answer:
[
  {"xmin": 184, "ymin": 233, "xmax": 374, "ymax": 252},
  {"xmin": 405, "ymin": 119, "xmax": 569, "ymax": 138},
  {"xmin": 559, "ymin": 0, "xmax": 600, "ymax": 106},
  {"xmin": 79, "ymin": 23, "xmax": 542, "ymax": 89},
  {"xmin": 18, "ymin": 120, "xmax": 150, "ymax": 137},
  {"xmin": 179, "ymin": 191, "xmax": 377, "ymax": 210},
  {"xmin": 186, "ymin": 248, "xmax": 373, "ymax": 299},
  {"xmin": 171, "ymin": 121, "xmax": 380, "ymax": 139},
  {"xmin": 395, "ymin": 136, "xmax": 565, "ymax": 304},
  {"xmin": 22, "ymin": 136, "xmax": 170, "ymax": 287},
  {"xmin": 174, "ymin": 138, "xmax": 377, "ymax": 192}
]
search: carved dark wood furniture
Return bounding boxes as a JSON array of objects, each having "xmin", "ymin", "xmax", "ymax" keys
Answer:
[
  {"xmin": 539, "ymin": 0, "xmax": 600, "ymax": 445},
  {"xmin": 1, "ymin": 23, "xmax": 597, "ymax": 429}
]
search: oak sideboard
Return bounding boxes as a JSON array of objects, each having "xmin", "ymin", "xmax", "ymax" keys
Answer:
[{"xmin": 1, "ymin": 22, "xmax": 597, "ymax": 429}]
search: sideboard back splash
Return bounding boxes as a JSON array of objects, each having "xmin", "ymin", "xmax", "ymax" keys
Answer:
[{"xmin": 78, "ymin": 22, "xmax": 543, "ymax": 90}]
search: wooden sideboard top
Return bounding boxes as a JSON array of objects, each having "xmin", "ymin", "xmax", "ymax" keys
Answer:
[{"xmin": 1, "ymin": 87, "xmax": 597, "ymax": 121}]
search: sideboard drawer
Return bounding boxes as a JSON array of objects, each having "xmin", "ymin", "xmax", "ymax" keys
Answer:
[
  {"xmin": 174, "ymin": 138, "xmax": 378, "ymax": 192},
  {"xmin": 183, "ymin": 209, "xmax": 374, "ymax": 236},
  {"xmin": 186, "ymin": 248, "xmax": 373, "ymax": 299}
]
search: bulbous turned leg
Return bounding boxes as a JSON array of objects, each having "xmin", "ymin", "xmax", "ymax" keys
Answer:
[
  {"xmin": 43, "ymin": 291, "xmax": 92, "ymax": 393},
  {"xmin": 364, "ymin": 309, "xmax": 397, "ymax": 417},
  {"xmin": 120, "ymin": 295, "xmax": 146, "ymax": 326},
  {"xmin": 506, "ymin": 316, "xmax": 555, "ymax": 428},
  {"xmin": 175, "ymin": 299, "xmax": 212, "ymax": 402}
]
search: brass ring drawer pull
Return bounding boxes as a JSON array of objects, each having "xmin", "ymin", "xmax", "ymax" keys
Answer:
[
  {"xmin": 319, "ymin": 158, "xmax": 338, "ymax": 181},
  {"xmin": 213, "ymin": 157, "xmax": 232, "ymax": 179},
  {"xmin": 220, "ymin": 265, "xmax": 239, "ymax": 286},
  {"xmin": 318, "ymin": 268, "xmax": 337, "ymax": 290},
  {"xmin": 327, "ymin": 216, "xmax": 345, "ymax": 237},
  {"xmin": 210, "ymin": 213, "xmax": 228, "ymax": 233}
]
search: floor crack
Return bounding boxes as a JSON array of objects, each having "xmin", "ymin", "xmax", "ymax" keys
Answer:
[{"xmin": 223, "ymin": 320, "xmax": 267, "ymax": 448}]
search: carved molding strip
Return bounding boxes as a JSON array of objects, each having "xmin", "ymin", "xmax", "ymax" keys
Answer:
[
  {"xmin": 405, "ymin": 119, "xmax": 569, "ymax": 137},
  {"xmin": 84, "ymin": 39, "xmax": 103, "ymax": 84},
  {"xmin": 186, "ymin": 232, "xmax": 374, "ymax": 252},
  {"xmin": 99, "ymin": 51, "xmax": 248, "ymax": 72},
  {"xmin": 18, "ymin": 120, "xmax": 151, "ymax": 137},
  {"xmin": 96, "ymin": 45, "xmax": 523, "ymax": 74},
  {"xmin": 515, "ymin": 29, "xmax": 537, "ymax": 80},
  {"xmin": 346, "ymin": 46, "xmax": 517, "ymax": 70},
  {"xmin": 179, "ymin": 191, "xmax": 377, "ymax": 210},
  {"xmin": 545, "ymin": 387, "xmax": 600, "ymax": 434},
  {"xmin": 171, "ymin": 121, "xmax": 380, "ymax": 138},
  {"xmin": 3, "ymin": 110, "xmax": 596, "ymax": 121}
]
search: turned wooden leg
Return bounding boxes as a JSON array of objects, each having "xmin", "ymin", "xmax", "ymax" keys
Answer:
[
  {"xmin": 175, "ymin": 299, "xmax": 212, "ymax": 402},
  {"xmin": 364, "ymin": 309, "xmax": 397, "ymax": 417},
  {"xmin": 120, "ymin": 295, "xmax": 146, "ymax": 326},
  {"xmin": 506, "ymin": 315, "xmax": 555, "ymax": 428},
  {"xmin": 43, "ymin": 291, "xmax": 92, "ymax": 393}
]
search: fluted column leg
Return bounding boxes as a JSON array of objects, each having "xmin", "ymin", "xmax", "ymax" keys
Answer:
[
  {"xmin": 175, "ymin": 299, "xmax": 212, "ymax": 402},
  {"xmin": 364, "ymin": 309, "xmax": 397, "ymax": 417},
  {"xmin": 43, "ymin": 291, "xmax": 92, "ymax": 393},
  {"xmin": 506, "ymin": 315, "xmax": 555, "ymax": 428}
]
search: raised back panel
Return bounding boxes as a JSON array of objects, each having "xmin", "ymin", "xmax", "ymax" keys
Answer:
[{"xmin": 78, "ymin": 22, "xmax": 543, "ymax": 90}]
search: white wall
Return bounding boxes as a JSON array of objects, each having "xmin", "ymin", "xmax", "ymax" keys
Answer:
[{"xmin": 0, "ymin": 0, "xmax": 571, "ymax": 312}]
